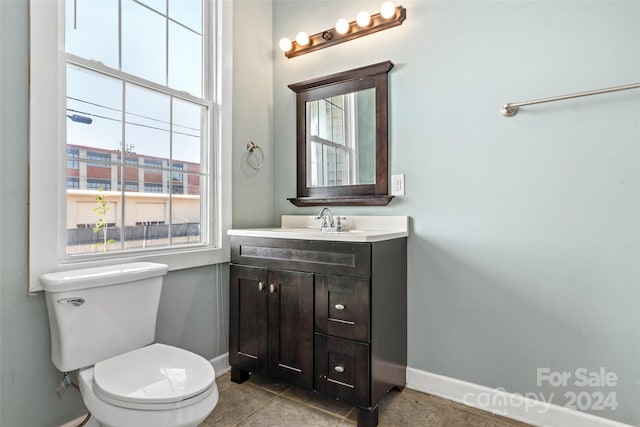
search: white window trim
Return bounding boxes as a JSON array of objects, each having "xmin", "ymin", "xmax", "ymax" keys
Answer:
[{"xmin": 27, "ymin": 0, "xmax": 232, "ymax": 292}]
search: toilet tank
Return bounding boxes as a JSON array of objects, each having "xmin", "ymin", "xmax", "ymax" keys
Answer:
[{"xmin": 40, "ymin": 262, "xmax": 169, "ymax": 372}]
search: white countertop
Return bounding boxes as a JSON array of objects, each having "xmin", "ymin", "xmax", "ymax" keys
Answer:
[{"xmin": 227, "ymin": 215, "xmax": 409, "ymax": 242}]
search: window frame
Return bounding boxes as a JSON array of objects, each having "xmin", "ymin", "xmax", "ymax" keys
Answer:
[{"xmin": 28, "ymin": 0, "xmax": 232, "ymax": 292}]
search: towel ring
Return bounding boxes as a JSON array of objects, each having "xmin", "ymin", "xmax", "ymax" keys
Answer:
[{"xmin": 245, "ymin": 141, "xmax": 264, "ymax": 170}]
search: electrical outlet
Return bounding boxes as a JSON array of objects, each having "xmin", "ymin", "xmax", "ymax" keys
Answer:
[{"xmin": 391, "ymin": 174, "xmax": 405, "ymax": 196}]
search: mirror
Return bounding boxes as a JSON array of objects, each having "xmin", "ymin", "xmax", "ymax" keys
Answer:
[
  {"xmin": 288, "ymin": 61, "xmax": 394, "ymax": 206},
  {"xmin": 306, "ymin": 88, "xmax": 376, "ymax": 187}
]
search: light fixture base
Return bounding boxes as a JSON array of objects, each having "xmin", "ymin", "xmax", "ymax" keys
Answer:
[{"xmin": 284, "ymin": 6, "xmax": 406, "ymax": 59}]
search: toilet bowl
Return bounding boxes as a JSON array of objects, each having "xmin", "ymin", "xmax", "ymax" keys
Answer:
[
  {"xmin": 40, "ymin": 263, "xmax": 219, "ymax": 427},
  {"xmin": 78, "ymin": 344, "xmax": 218, "ymax": 427}
]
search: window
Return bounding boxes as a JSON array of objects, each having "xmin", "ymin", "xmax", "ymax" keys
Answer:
[
  {"xmin": 172, "ymin": 163, "xmax": 184, "ymax": 182},
  {"xmin": 144, "ymin": 183, "xmax": 163, "ymax": 193},
  {"xmin": 67, "ymin": 148, "xmax": 79, "ymax": 169},
  {"xmin": 118, "ymin": 155, "xmax": 139, "ymax": 166},
  {"xmin": 87, "ymin": 180, "xmax": 112, "ymax": 190},
  {"xmin": 28, "ymin": 0, "xmax": 232, "ymax": 292},
  {"xmin": 86, "ymin": 151, "xmax": 112, "ymax": 167},
  {"xmin": 144, "ymin": 158, "xmax": 164, "ymax": 169},
  {"xmin": 67, "ymin": 177, "xmax": 79, "ymax": 189},
  {"xmin": 119, "ymin": 181, "xmax": 139, "ymax": 192},
  {"xmin": 307, "ymin": 94, "xmax": 358, "ymax": 187}
]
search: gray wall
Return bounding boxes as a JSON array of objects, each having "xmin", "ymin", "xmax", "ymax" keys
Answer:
[
  {"xmin": 0, "ymin": 0, "xmax": 273, "ymax": 426},
  {"xmin": 1, "ymin": 2, "xmax": 84, "ymax": 425},
  {"xmin": 232, "ymin": 0, "xmax": 274, "ymax": 229},
  {"xmin": 272, "ymin": 1, "xmax": 640, "ymax": 425}
]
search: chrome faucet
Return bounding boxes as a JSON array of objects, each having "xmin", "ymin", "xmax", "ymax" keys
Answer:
[
  {"xmin": 316, "ymin": 207, "xmax": 335, "ymax": 231},
  {"xmin": 315, "ymin": 207, "xmax": 345, "ymax": 232}
]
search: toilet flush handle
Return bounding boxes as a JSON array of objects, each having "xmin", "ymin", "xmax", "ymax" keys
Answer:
[{"xmin": 57, "ymin": 297, "xmax": 85, "ymax": 307}]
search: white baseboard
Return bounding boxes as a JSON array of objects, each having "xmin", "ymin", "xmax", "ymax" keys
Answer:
[
  {"xmin": 406, "ymin": 367, "xmax": 633, "ymax": 427},
  {"xmin": 210, "ymin": 352, "xmax": 230, "ymax": 377}
]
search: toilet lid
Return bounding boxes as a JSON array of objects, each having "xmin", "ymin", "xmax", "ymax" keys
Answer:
[{"xmin": 93, "ymin": 343, "xmax": 215, "ymax": 405}]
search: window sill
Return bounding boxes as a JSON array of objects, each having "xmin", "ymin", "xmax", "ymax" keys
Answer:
[{"xmin": 29, "ymin": 245, "xmax": 230, "ymax": 293}]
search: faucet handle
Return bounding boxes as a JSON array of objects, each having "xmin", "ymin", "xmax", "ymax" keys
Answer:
[
  {"xmin": 335, "ymin": 216, "xmax": 347, "ymax": 231},
  {"xmin": 316, "ymin": 215, "xmax": 328, "ymax": 229}
]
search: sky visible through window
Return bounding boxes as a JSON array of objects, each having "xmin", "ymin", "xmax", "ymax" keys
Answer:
[{"xmin": 65, "ymin": 0, "xmax": 204, "ymax": 163}]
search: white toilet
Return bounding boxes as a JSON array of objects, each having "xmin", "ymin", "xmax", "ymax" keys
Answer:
[{"xmin": 40, "ymin": 262, "xmax": 219, "ymax": 427}]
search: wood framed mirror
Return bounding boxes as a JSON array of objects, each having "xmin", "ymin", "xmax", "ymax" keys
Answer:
[{"xmin": 287, "ymin": 61, "xmax": 394, "ymax": 207}]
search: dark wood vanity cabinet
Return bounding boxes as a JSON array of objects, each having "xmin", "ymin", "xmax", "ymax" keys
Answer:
[
  {"xmin": 229, "ymin": 236, "xmax": 407, "ymax": 427},
  {"xmin": 229, "ymin": 265, "xmax": 314, "ymax": 389}
]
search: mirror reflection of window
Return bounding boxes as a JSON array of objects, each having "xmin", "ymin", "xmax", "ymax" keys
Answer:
[{"xmin": 306, "ymin": 88, "xmax": 376, "ymax": 187}]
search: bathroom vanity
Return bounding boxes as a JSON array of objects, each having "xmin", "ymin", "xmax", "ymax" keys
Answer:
[{"xmin": 228, "ymin": 216, "xmax": 408, "ymax": 427}]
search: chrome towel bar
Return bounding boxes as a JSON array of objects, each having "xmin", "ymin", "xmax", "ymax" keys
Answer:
[{"xmin": 501, "ymin": 82, "xmax": 640, "ymax": 117}]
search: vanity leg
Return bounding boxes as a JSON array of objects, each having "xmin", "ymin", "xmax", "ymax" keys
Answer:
[
  {"xmin": 357, "ymin": 406, "xmax": 379, "ymax": 427},
  {"xmin": 230, "ymin": 366, "xmax": 250, "ymax": 384}
]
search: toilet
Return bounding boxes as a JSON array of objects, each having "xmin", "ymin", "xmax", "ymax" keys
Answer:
[{"xmin": 40, "ymin": 262, "xmax": 219, "ymax": 427}]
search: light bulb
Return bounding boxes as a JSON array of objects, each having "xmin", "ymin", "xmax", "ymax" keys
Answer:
[
  {"xmin": 356, "ymin": 10, "xmax": 371, "ymax": 27},
  {"xmin": 335, "ymin": 18, "xmax": 350, "ymax": 35},
  {"xmin": 279, "ymin": 37, "xmax": 292, "ymax": 52},
  {"xmin": 380, "ymin": 2, "xmax": 396, "ymax": 19},
  {"xmin": 296, "ymin": 31, "xmax": 310, "ymax": 46}
]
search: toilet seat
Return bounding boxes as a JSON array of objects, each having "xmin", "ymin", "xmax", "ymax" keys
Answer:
[{"xmin": 92, "ymin": 343, "xmax": 216, "ymax": 411}]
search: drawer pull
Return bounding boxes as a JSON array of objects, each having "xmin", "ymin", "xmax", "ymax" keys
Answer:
[
  {"xmin": 334, "ymin": 365, "xmax": 345, "ymax": 373},
  {"xmin": 258, "ymin": 282, "xmax": 264, "ymax": 291},
  {"xmin": 334, "ymin": 304, "xmax": 345, "ymax": 310},
  {"xmin": 269, "ymin": 284, "xmax": 276, "ymax": 293}
]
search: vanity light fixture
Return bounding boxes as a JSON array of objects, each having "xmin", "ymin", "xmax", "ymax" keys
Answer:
[
  {"xmin": 380, "ymin": 1, "xmax": 396, "ymax": 19},
  {"xmin": 356, "ymin": 10, "xmax": 372, "ymax": 27},
  {"xmin": 279, "ymin": 2, "xmax": 406, "ymax": 58},
  {"xmin": 279, "ymin": 37, "xmax": 293, "ymax": 52},
  {"xmin": 335, "ymin": 18, "xmax": 350, "ymax": 35},
  {"xmin": 296, "ymin": 31, "xmax": 310, "ymax": 46}
]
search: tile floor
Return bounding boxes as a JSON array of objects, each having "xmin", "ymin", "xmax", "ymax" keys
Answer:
[{"xmin": 199, "ymin": 372, "xmax": 534, "ymax": 427}]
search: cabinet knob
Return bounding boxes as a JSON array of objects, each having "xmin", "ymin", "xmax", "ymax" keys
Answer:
[
  {"xmin": 258, "ymin": 281, "xmax": 264, "ymax": 291},
  {"xmin": 269, "ymin": 284, "xmax": 276, "ymax": 293},
  {"xmin": 334, "ymin": 304, "xmax": 345, "ymax": 310},
  {"xmin": 334, "ymin": 365, "xmax": 345, "ymax": 373}
]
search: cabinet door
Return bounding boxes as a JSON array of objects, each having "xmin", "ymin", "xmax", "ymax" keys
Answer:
[
  {"xmin": 229, "ymin": 265, "xmax": 268, "ymax": 376},
  {"xmin": 268, "ymin": 269, "xmax": 314, "ymax": 389}
]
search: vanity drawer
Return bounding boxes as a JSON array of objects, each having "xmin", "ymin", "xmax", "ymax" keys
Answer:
[
  {"xmin": 315, "ymin": 274, "xmax": 370, "ymax": 342},
  {"xmin": 230, "ymin": 236, "xmax": 371, "ymax": 278},
  {"xmin": 314, "ymin": 334, "xmax": 370, "ymax": 408}
]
